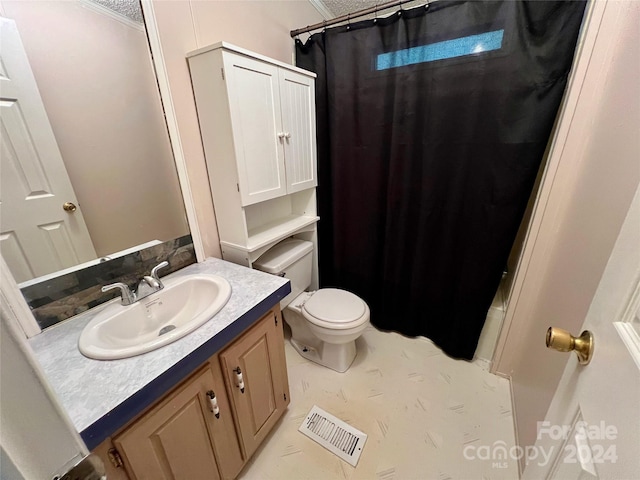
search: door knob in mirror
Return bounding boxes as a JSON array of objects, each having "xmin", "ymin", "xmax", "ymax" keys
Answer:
[{"xmin": 63, "ymin": 201, "xmax": 77, "ymax": 212}]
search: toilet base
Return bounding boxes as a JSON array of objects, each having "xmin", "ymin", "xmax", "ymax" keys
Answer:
[
  {"xmin": 283, "ymin": 291, "xmax": 366, "ymax": 373},
  {"xmin": 289, "ymin": 337, "xmax": 357, "ymax": 373}
]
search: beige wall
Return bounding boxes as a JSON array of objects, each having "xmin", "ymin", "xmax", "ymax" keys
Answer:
[
  {"xmin": 494, "ymin": 0, "xmax": 640, "ymax": 455},
  {"xmin": 151, "ymin": 0, "xmax": 325, "ymax": 258},
  {"xmin": 3, "ymin": 1, "xmax": 189, "ymax": 257}
]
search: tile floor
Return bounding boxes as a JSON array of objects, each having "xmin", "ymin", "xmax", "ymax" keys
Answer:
[{"xmin": 239, "ymin": 324, "xmax": 518, "ymax": 480}]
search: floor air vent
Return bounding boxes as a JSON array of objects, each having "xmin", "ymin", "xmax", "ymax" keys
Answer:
[{"xmin": 298, "ymin": 405, "xmax": 367, "ymax": 467}]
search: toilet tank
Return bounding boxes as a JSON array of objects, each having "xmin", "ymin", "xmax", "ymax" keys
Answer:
[{"xmin": 253, "ymin": 239, "xmax": 313, "ymax": 308}]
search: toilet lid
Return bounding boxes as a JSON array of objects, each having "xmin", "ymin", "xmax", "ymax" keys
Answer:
[{"xmin": 303, "ymin": 288, "xmax": 366, "ymax": 324}]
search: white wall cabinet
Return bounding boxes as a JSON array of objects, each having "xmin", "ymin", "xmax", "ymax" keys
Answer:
[
  {"xmin": 188, "ymin": 43, "xmax": 319, "ymax": 285},
  {"xmin": 217, "ymin": 52, "xmax": 317, "ymax": 205}
]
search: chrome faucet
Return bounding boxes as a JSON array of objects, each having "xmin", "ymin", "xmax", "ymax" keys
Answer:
[
  {"xmin": 101, "ymin": 282, "xmax": 136, "ymax": 306},
  {"xmin": 101, "ymin": 261, "xmax": 169, "ymax": 306},
  {"xmin": 136, "ymin": 261, "xmax": 169, "ymax": 299}
]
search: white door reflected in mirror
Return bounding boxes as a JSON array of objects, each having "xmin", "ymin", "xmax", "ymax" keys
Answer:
[
  {"xmin": 0, "ymin": 18, "xmax": 97, "ymax": 283},
  {"xmin": 0, "ymin": 0, "xmax": 189, "ymax": 284}
]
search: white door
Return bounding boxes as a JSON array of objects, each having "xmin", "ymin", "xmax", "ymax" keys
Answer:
[
  {"xmin": 0, "ymin": 17, "xmax": 96, "ymax": 283},
  {"xmin": 521, "ymin": 184, "xmax": 640, "ymax": 479},
  {"xmin": 278, "ymin": 68, "xmax": 317, "ymax": 194},
  {"xmin": 223, "ymin": 52, "xmax": 288, "ymax": 206}
]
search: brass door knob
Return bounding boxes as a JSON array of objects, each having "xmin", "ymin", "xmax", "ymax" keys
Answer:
[
  {"xmin": 63, "ymin": 202, "xmax": 77, "ymax": 212},
  {"xmin": 546, "ymin": 327, "xmax": 594, "ymax": 365}
]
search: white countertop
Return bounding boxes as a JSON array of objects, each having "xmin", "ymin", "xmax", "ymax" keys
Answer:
[{"xmin": 28, "ymin": 258, "xmax": 289, "ymax": 449}]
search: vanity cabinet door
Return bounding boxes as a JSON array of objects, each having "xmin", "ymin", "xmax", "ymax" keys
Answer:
[
  {"xmin": 113, "ymin": 367, "xmax": 242, "ymax": 480},
  {"xmin": 206, "ymin": 357, "xmax": 246, "ymax": 479},
  {"xmin": 220, "ymin": 307, "xmax": 290, "ymax": 459}
]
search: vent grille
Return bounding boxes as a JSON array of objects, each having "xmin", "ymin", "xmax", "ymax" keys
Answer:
[{"xmin": 298, "ymin": 405, "xmax": 367, "ymax": 466}]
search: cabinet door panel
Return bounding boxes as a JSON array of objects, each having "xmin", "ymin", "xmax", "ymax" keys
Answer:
[
  {"xmin": 152, "ymin": 399, "xmax": 218, "ymax": 479},
  {"xmin": 223, "ymin": 53, "xmax": 287, "ymax": 206},
  {"xmin": 279, "ymin": 69, "xmax": 317, "ymax": 194},
  {"xmin": 241, "ymin": 331, "xmax": 277, "ymax": 431},
  {"xmin": 114, "ymin": 369, "xmax": 221, "ymax": 480},
  {"xmin": 207, "ymin": 358, "xmax": 246, "ymax": 479},
  {"xmin": 220, "ymin": 310, "xmax": 288, "ymax": 458}
]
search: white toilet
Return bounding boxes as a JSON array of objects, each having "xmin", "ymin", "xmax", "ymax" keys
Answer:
[{"xmin": 253, "ymin": 239, "xmax": 369, "ymax": 372}]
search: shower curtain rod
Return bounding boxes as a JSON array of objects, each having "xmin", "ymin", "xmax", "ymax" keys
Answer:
[{"xmin": 290, "ymin": 0, "xmax": 429, "ymax": 38}]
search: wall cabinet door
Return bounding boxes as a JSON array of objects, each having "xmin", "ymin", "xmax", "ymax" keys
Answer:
[
  {"xmin": 279, "ymin": 68, "xmax": 317, "ymax": 195},
  {"xmin": 113, "ymin": 367, "xmax": 242, "ymax": 480},
  {"xmin": 221, "ymin": 50, "xmax": 317, "ymax": 206},
  {"xmin": 223, "ymin": 53, "xmax": 287, "ymax": 206},
  {"xmin": 220, "ymin": 308, "xmax": 290, "ymax": 458}
]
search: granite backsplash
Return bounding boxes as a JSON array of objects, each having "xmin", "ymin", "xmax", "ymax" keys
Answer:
[{"xmin": 21, "ymin": 235, "xmax": 196, "ymax": 329}]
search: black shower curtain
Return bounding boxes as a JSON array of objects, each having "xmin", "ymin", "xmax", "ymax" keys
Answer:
[{"xmin": 296, "ymin": 0, "xmax": 586, "ymax": 360}]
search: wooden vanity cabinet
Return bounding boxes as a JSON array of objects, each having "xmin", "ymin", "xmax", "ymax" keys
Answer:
[
  {"xmin": 93, "ymin": 307, "xmax": 289, "ymax": 480},
  {"xmin": 114, "ymin": 365, "xmax": 242, "ymax": 480}
]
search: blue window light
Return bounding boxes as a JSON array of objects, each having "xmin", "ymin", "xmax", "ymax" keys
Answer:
[{"xmin": 376, "ymin": 29, "xmax": 505, "ymax": 70}]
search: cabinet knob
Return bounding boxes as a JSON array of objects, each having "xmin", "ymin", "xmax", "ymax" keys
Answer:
[
  {"xmin": 277, "ymin": 132, "xmax": 285, "ymax": 139},
  {"xmin": 234, "ymin": 367, "xmax": 245, "ymax": 393},
  {"xmin": 206, "ymin": 390, "xmax": 220, "ymax": 418},
  {"xmin": 284, "ymin": 132, "xmax": 291, "ymax": 139}
]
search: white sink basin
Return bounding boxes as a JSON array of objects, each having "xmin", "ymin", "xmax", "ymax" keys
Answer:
[{"xmin": 79, "ymin": 274, "xmax": 231, "ymax": 360}]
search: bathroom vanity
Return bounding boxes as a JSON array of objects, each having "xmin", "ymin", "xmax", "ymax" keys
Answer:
[
  {"xmin": 28, "ymin": 258, "xmax": 291, "ymax": 480},
  {"xmin": 102, "ymin": 306, "xmax": 288, "ymax": 479}
]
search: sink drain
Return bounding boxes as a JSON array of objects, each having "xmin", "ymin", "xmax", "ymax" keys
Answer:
[{"xmin": 158, "ymin": 325, "xmax": 176, "ymax": 336}]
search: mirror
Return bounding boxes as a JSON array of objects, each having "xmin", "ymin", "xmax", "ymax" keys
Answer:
[{"xmin": 0, "ymin": 0, "xmax": 189, "ymax": 285}]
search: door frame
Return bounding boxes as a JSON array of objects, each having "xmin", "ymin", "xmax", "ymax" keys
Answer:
[
  {"xmin": 140, "ymin": 0, "xmax": 205, "ymax": 262},
  {"xmin": 1, "ymin": 257, "xmax": 88, "ymax": 479}
]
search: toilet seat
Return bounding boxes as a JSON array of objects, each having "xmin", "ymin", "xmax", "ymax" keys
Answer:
[{"xmin": 302, "ymin": 288, "xmax": 369, "ymax": 330}]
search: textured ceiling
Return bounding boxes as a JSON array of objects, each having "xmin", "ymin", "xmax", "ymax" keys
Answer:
[
  {"xmin": 88, "ymin": 1, "xmax": 421, "ymax": 30},
  {"xmin": 320, "ymin": 0, "xmax": 380, "ymax": 18},
  {"xmin": 90, "ymin": 0, "xmax": 143, "ymax": 24},
  {"xmin": 318, "ymin": 0, "xmax": 428, "ymax": 20}
]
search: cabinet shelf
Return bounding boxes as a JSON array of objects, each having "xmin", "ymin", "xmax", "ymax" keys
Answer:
[{"xmin": 221, "ymin": 214, "xmax": 319, "ymax": 253}]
